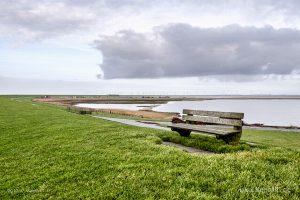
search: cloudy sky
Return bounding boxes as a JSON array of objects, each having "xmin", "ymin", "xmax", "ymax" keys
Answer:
[{"xmin": 1, "ymin": 0, "xmax": 300, "ymax": 94}]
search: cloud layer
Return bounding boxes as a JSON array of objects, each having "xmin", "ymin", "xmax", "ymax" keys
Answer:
[
  {"xmin": 95, "ymin": 24, "xmax": 300, "ymax": 79},
  {"xmin": 0, "ymin": 0, "xmax": 95, "ymax": 40},
  {"xmin": 1, "ymin": 0, "xmax": 300, "ymax": 89},
  {"xmin": 2, "ymin": 0, "xmax": 300, "ymax": 40}
]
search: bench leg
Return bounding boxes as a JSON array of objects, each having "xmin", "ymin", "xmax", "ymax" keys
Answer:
[
  {"xmin": 171, "ymin": 128, "xmax": 191, "ymax": 137},
  {"xmin": 216, "ymin": 131, "xmax": 242, "ymax": 145}
]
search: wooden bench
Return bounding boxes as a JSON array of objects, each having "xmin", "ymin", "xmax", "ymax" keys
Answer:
[{"xmin": 168, "ymin": 109, "xmax": 244, "ymax": 145}]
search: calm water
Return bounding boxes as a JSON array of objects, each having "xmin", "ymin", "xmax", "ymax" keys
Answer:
[{"xmin": 76, "ymin": 100, "xmax": 300, "ymax": 126}]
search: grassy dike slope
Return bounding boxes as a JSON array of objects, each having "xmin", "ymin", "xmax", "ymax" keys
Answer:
[{"xmin": 0, "ymin": 97, "xmax": 299, "ymax": 199}]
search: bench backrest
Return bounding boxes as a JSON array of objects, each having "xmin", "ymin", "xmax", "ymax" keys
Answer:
[{"xmin": 182, "ymin": 109, "xmax": 244, "ymax": 127}]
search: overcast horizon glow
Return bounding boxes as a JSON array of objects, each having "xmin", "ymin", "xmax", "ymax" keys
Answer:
[{"xmin": 1, "ymin": 0, "xmax": 300, "ymax": 94}]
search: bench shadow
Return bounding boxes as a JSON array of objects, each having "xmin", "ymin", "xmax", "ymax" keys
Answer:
[{"xmin": 157, "ymin": 131, "xmax": 262, "ymax": 154}]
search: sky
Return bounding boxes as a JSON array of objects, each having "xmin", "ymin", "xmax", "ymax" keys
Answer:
[{"xmin": 1, "ymin": 0, "xmax": 300, "ymax": 95}]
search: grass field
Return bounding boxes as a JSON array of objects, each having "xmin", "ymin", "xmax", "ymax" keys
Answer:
[{"xmin": 0, "ymin": 97, "xmax": 299, "ymax": 199}]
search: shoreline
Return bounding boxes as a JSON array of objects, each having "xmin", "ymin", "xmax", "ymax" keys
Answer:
[
  {"xmin": 32, "ymin": 95, "xmax": 300, "ymax": 106},
  {"xmin": 34, "ymin": 96, "xmax": 300, "ymax": 130}
]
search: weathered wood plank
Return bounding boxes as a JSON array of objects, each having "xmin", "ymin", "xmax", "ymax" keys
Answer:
[
  {"xmin": 182, "ymin": 115, "xmax": 243, "ymax": 126},
  {"xmin": 183, "ymin": 109, "xmax": 244, "ymax": 119},
  {"xmin": 168, "ymin": 123, "xmax": 240, "ymax": 136}
]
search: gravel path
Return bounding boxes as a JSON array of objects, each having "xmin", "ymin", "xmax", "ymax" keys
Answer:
[
  {"xmin": 93, "ymin": 116, "xmax": 215, "ymax": 154},
  {"xmin": 94, "ymin": 116, "xmax": 216, "ymax": 133},
  {"xmin": 94, "ymin": 116, "xmax": 300, "ymax": 133},
  {"xmin": 93, "ymin": 116, "xmax": 170, "ymax": 130}
]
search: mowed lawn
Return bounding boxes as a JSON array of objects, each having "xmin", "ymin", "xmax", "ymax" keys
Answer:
[{"xmin": 0, "ymin": 97, "xmax": 299, "ymax": 199}]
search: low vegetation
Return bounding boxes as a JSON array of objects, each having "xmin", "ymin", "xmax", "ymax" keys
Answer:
[
  {"xmin": 0, "ymin": 97, "xmax": 299, "ymax": 199},
  {"xmin": 157, "ymin": 133, "xmax": 258, "ymax": 153}
]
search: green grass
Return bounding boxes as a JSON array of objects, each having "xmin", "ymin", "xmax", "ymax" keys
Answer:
[
  {"xmin": 0, "ymin": 97, "xmax": 299, "ymax": 199},
  {"xmin": 242, "ymin": 129, "xmax": 300, "ymax": 150}
]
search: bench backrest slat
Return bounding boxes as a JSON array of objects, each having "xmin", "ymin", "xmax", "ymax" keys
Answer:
[
  {"xmin": 183, "ymin": 115, "xmax": 243, "ymax": 127},
  {"xmin": 183, "ymin": 109, "xmax": 244, "ymax": 119}
]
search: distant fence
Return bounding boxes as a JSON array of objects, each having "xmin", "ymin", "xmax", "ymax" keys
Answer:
[
  {"xmin": 66, "ymin": 105, "xmax": 144, "ymax": 117},
  {"xmin": 67, "ymin": 106, "xmax": 93, "ymax": 115}
]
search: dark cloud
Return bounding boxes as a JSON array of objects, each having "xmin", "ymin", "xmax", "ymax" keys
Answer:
[{"xmin": 95, "ymin": 24, "xmax": 300, "ymax": 79}]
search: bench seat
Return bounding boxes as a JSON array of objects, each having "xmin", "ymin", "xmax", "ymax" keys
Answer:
[{"xmin": 168, "ymin": 123, "xmax": 240, "ymax": 136}]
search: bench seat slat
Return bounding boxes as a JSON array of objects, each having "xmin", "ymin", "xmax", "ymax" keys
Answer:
[
  {"xmin": 168, "ymin": 123, "xmax": 240, "ymax": 136},
  {"xmin": 183, "ymin": 109, "xmax": 244, "ymax": 119},
  {"xmin": 182, "ymin": 115, "xmax": 243, "ymax": 126}
]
